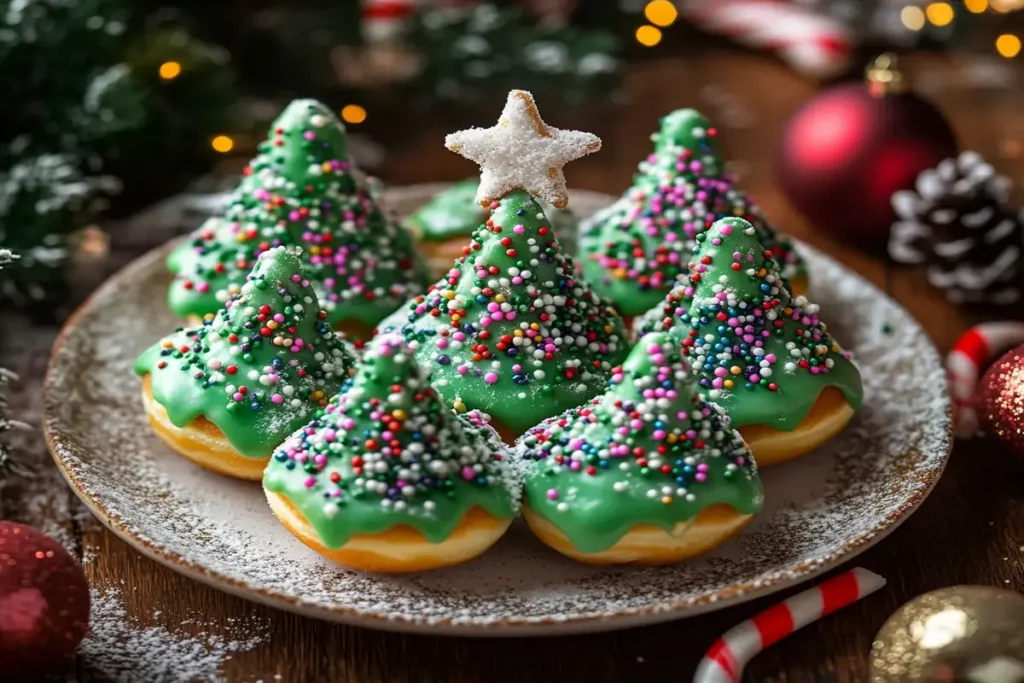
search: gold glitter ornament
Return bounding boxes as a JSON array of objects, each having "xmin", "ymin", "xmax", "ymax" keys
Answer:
[
  {"xmin": 979, "ymin": 347, "xmax": 1024, "ymax": 457},
  {"xmin": 870, "ymin": 586, "xmax": 1024, "ymax": 682}
]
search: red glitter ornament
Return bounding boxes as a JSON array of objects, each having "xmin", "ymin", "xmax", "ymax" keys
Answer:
[
  {"xmin": 978, "ymin": 346, "xmax": 1024, "ymax": 457},
  {"xmin": 0, "ymin": 522, "xmax": 90, "ymax": 679},
  {"xmin": 775, "ymin": 54, "xmax": 957, "ymax": 244}
]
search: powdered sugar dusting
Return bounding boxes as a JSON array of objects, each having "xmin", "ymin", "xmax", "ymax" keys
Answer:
[
  {"xmin": 80, "ymin": 587, "xmax": 267, "ymax": 682},
  {"xmin": 42, "ymin": 186, "xmax": 951, "ymax": 635}
]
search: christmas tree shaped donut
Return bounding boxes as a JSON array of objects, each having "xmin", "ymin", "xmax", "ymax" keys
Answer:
[
  {"xmin": 578, "ymin": 109, "xmax": 806, "ymax": 321},
  {"xmin": 166, "ymin": 99, "xmax": 427, "ymax": 340},
  {"xmin": 517, "ymin": 332, "xmax": 763, "ymax": 565},
  {"xmin": 263, "ymin": 333, "xmax": 520, "ymax": 573},
  {"xmin": 166, "ymin": 216, "xmax": 235, "ymax": 278},
  {"xmin": 637, "ymin": 217, "xmax": 862, "ymax": 466},
  {"xmin": 136, "ymin": 246, "xmax": 357, "ymax": 480},
  {"xmin": 406, "ymin": 178, "xmax": 579, "ymax": 278},
  {"xmin": 378, "ymin": 90, "xmax": 628, "ymax": 443}
]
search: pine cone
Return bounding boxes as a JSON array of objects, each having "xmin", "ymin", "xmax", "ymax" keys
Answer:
[{"xmin": 889, "ymin": 151, "xmax": 1024, "ymax": 306}]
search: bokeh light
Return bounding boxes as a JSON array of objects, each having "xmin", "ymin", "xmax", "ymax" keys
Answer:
[
  {"xmin": 996, "ymin": 33, "xmax": 1022, "ymax": 57},
  {"xmin": 926, "ymin": 2, "xmax": 955, "ymax": 26},
  {"xmin": 901, "ymin": 6, "xmax": 926, "ymax": 30},
  {"xmin": 964, "ymin": 0, "xmax": 988, "ymax": 12},
  {"xmin": 644, "ymin": 1, "xmax": 678, "ymax": 27},
  {"xmin": 635, "ymin": 25, "xmax": 663, "ymax": 47},
  {"xmin": 211, "ymin": 135, "xmax": 234, "ymax": 153},
  {"xmin": 158, "ymin": 61, "xmax": 182, "ymax": 80},
  {"xmin": 991, "ymin": 0, "xmax": 1024, "ymax": 12},
  {"xmin": 341, "ymin": 104, "xmax": 367, "ymax": 124}
]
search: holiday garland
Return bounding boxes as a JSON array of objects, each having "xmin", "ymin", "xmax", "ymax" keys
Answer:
[
  {"xmin": 404, "ymin": 4, "xmax": 621, "ymax": 105},
  {"xmin": 0, "ymin": 250, "xmax": 29, "ymax": 479},
  {"xmin": 1, "ymin": 0, "xmax": 236, "ymax": 307}
]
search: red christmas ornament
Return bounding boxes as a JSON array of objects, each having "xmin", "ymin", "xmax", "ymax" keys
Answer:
[
  {"xmin": 0, "ymin": 522, "xmax": 90, "ymax": 680},
  {"xmin": 775, "ymin": 54, "xmax": 957, "ymax": 244},
  {"xmin": 979, "ymin": 345, "xmax": 1024, "ymax": 457}
]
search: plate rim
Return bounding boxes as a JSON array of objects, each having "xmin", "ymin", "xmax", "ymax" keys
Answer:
[{"xmin": 43, "ymin": 186, "xmax": 953, "ymax": 636}]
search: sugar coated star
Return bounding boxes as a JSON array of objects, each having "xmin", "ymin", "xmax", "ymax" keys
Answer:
[{"xmin": 445, "ymin": 90, "xmax": 601, "ymax": 209}]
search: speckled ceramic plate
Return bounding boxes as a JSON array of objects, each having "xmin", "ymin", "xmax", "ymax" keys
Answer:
[{"xmin": 44, "ymin": 186, "xmax": 952, "ymax": 636}]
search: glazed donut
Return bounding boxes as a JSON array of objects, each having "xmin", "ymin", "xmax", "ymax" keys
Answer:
[
  {"xmin": 166, "ymin": 98, "xmax": 427, "ymax": 340},
  {"xmin": 136, "ymin": 247, "xmax": 356, "ymax": 479},
  {"xmin": 406, "ymin": 178, "xmax": 579, "ymax": 279},
  {"xmin": 263, "ymin": 334, "xmax": 519, "ymax": 573},
  {"xmin": 636, "ymin": 217, "xmax": 862, "ymax": 466},
  {"xmin": 265, "ymin": 492, "xmax": 512, "ymax": 573},
  {"xmin": 738, "ymin": 387, "xmax": 856, "ymax": 467},
  {"xmin": 141, "ymin": 375, "xmax": 267, "ymax": 480},
  {"xmin": 788, "ymin": 274, "xmax": 809, "ymax": 298},
  {"xmin": 521, "ymin": 503, "xmax": 752, "ymax": 566},
  {"xmin": 417, "ymin": 235, "xmax": 478, "ymax": 285},
  {"xmin": 578, "ymin": 107, "xmax": 807, "ymax": 320},
  {"xmin": 376, "ymin": 191, "xmax": 629, "ymax": 443},
  {"xmin": 516, "ymin": 333, "xmax": 763, "ymax": 565}
]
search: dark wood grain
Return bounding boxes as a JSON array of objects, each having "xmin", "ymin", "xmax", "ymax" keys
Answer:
[{"xmin": 7, "ymin": 52, "xmax": 1024, "ymax": 683}]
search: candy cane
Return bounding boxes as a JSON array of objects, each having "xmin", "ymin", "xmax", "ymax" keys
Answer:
[
  {"xmin": 679, "ymin": 0, "xmax": 854, "ymax": 79},
  {"xmin": 361, "ymin": 0, "xmax": 417, "ymax": 43},
  {"xmin": 947, "ymin": 321, "xmax": 1024, "ymax": 439},
  {"xmin": 693, "ymin": 567, "xmax": 885, "ymax": 683}
]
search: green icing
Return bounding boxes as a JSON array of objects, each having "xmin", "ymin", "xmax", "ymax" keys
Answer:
[
  {"xmin": 167, "ymin": 217, "xmax": 233, "ymax": 282},
  {"xmin": 649, "ymin": 109, "xmax": 725, "ymax": 178},
  {"xmin": 263, "ymin": 333, "xmax": 519, "ymax": 548},
  {"xmin": 166, "ymin": 98, "xmax": 427, "ymax": 331},
  {"xmin": 136, "ymin": 246, "xmax": 357, "ymax": 457},
  {"xmin": 377, "ymin": 191, "xmax": 630, "ymax": 436},
  {"xmin": 578, "ymin": 108, "xmax": 806, "ymax": 318},
  {"xmin": 407, "ymin": 178, "xmax": 579, "ymax": 251},
  {"xmin": 518, "ymin": 331, "xmax": 763, "ymax": 554},
  {"xmin": 406, "ymin": 179, "xmax": 483, "ymax": 242},
  {"xmin": 636, "ymin": 217, "xmax": 862, "ymax": 430}
]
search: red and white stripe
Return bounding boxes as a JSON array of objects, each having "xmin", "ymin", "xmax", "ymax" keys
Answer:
[
  {"xmin": 947, "ymin": 322, "xmax": 1024, "ymax": 439},
  {"xmin": 362, "ymin": 0, "xmax": 418, "ymax": 43},
  {"xmin": 679, "ymin": 0, "xmax": 853, "ymax": 79},
  {"xmin": 693, "ymin": 568, "xmax": 885, "ymax": 683}
]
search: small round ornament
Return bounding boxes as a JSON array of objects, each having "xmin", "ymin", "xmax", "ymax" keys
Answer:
[
  {"xmin": 870, "ymin": 586, "xmax": 1024, "ymax": 682},
  {"xmin": 978, "ymin": 345, "xmax": 1024, "ymax": 456},
  {"xmin": 0, "ymin": 521, "xmax": 90, "ymax": 679},
  {"xmin": 775, "ymin": 54, "xmax": 958, "ymax": 244}
]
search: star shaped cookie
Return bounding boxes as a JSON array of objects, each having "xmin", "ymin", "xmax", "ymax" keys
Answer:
[{"xmin": 445, "ymin": 90, "xmax": 601, "ymax": 209}]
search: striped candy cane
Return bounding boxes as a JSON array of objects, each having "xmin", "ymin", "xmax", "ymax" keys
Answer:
[
  {"xmin": 693, "ymin": 568, "xmax": 886, "ymax": 683},
  {"xmin": 679, "ymin": 0, "xmax": 853, "ymax": 79},
  {"xmin": 947, "ymin": 322, "xmax": 1024, "ymax": 439},
  {"xmin": 362, "ymin": 0, "xmax": 417, "ymax": 43}
]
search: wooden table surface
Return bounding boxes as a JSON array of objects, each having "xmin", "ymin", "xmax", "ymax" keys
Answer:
[{"xmin": 5, "ymin": 52, "xmax": 1024, "ymax": 682}]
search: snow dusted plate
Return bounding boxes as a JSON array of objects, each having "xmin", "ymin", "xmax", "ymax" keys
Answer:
[{"xmin": 44, "ymin": 185, "xmax": 951, "ymax": 636}]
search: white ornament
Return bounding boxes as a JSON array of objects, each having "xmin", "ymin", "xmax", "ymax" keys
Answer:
[{"xmin": 444, "ymin": 90, "xmax": 601, "ymax": 209}]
